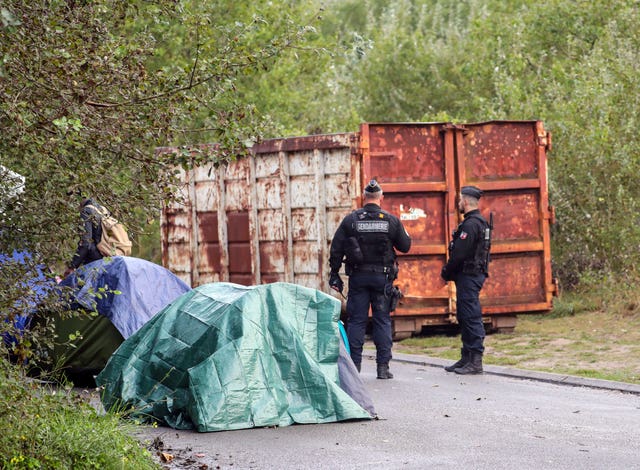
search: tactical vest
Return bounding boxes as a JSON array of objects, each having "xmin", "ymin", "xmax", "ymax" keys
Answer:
[
  {"xmin": 348, "ymin": 208, "xmax": 396, "ymax": 269},
  {"xmin": 462, "ymin": 213, "xmax": 491, "ymax": 275}
]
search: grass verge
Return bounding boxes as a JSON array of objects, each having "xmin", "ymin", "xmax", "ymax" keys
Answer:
[
  {"xmin": 0, "ymin": 358, "xmax": 158, "ymax": 470},
  {"xmin": 396, "ymin": 290, "xmax": 640, "ymax": 385}
]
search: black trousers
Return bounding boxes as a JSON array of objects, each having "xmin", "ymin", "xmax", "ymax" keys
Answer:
[
  {"xmin": 346, "ymin": 271, "xmax": 392, "ymax": 365},
  {"xmin": 454, "ymin": 273, "xmax": 486, "ymax": 354}
]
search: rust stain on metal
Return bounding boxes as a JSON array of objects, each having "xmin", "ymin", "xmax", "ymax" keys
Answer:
[
  {"xmin": 161, "ymin": 122, "xmax": 556, "ymax": 334},
  {"xmin": 367, "ymin": 124, "xmax": 446, "ymax": 183},
  {"xmin": 463, "ymin": 122, "xmax": 539, "ymax": 180}
]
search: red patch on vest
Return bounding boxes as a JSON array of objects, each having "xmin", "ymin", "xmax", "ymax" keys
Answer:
[{"xmin": 460, "ymin": 231, "xmax": 468, "ymax": 240}]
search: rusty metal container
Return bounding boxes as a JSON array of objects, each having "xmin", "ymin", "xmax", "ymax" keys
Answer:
[{"xmin": 160, "ymin": 121, "xmax": 557, "ymax": 336}]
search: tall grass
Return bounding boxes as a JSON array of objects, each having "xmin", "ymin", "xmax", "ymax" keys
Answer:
[{"xmin": 0, "ymin": 358, "xmax": 158, "ymax": 470}]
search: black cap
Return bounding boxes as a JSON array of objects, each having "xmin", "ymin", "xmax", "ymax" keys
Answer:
[
  {"xmin": 461, "ymin": 185, "xmax": 483, "ymax": 199},
  {"xmin": 364, "ymin": 179, "xmax": 382, "ymax": 193}
]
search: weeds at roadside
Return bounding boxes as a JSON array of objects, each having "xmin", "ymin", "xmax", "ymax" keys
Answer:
[
  {"xmin": 396, "ymin": 289, "xmax": 640, "ymax": 385},
  {"xmin": 0, "ymin": 358, "xmax": 158, "ymax": 470}
]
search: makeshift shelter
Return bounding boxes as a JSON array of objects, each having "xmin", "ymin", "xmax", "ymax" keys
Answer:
[
  {"xmin": 1, "ymin": 250, "xmax": 54, "ymax": 351},
  {"xmin": 97, "ymin": 282, "xmax": 375, "ymax": 432},
  {"xmin": 35, "ymin": 256, "xmax": 190, "ymax": 376}
]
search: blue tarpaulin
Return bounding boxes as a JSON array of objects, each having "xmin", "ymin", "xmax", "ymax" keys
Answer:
[
  {"xmin": 59, "ymin": 256, "xmax": 191, "ymax": 339},
  {"xmin": 0, "ymin": 250, "xmax": 54, "ymax": 344}
]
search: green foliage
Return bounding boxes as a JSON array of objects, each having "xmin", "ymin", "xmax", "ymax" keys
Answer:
[
  {"xmin": 544, "ymin": 6, "xmax": 640, "ymax": 285},
  {"xmin": 0, "ymin": 0, "xmax": 317, "ymax": 266},
  {"xmin": 545, "ymin": 295, "xmax": 597, "ymax": 319},
  {"xmin": 0, "ymin": 0, "xmax": 318, "ymax": 360},
  {"xmin": 0, "ymin": 357, "xmax": 158, "ymax": 469},
  {"xmin": 279, "ymin": 0, "xmax": 640, "ymax": 289},
  {"xmin": 131, "ymin": 218, "xmax": 162, "ymax": 264},
  {"xmin": 227, "ymin": 1, "xmax": 342, "ymax": 136},
  {"xmin": 0, "ymin": 253, "xmax": 70, "ymax": 367},
  {"xmin": 3, "ymin": 0, "xmax": 640, "ymax": 374}
]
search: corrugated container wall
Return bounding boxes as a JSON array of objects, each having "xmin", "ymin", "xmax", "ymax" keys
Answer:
[{"xmin": 160, "ymin": 121, "xmax": 558, "ymax": 337}]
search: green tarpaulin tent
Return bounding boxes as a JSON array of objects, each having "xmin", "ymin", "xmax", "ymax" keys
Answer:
[
  {"xmin": 43, "ymin": 312, "xmax": 124, "ymax": 376},
  {"xmin": 96, "ymin": 282, "xmax": 372, "ymax": 432},
  {"xmin": 31, "ymin": 257, "xmax": 190, "ymax": 380}
]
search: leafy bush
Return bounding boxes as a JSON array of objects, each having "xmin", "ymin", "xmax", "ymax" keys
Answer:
[
  {"xmin": 309, "ymin": 0, "xmax": 640, "ymax": 289},
  {"xmin": 0, "ymin": 0, "xmax": 318, "ymax": 361},
  {"xmin": 0, "ymin": 357, "xmax": 158, "ymax": 469}
]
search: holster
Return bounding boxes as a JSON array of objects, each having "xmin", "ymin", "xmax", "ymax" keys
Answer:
[{"xmin": 389, "ymin": 286, "xmax": 402, "ymax": 312}]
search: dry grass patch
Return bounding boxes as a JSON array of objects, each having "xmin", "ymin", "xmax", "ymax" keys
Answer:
[
  {"xmin": 486, "ymin": 310, "xmax": 640, "ymax": 383},
  {"xmin": 396, "ymin": 304, "xmax": 640, "ymax": 384}
]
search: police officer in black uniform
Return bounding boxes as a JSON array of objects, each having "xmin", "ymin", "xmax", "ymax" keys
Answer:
[
  {"xmin": 441, "ymin": 185, "xmax": 490, "ymax": 375},
  {"xmin": 328, "ymin": 180, "xmax": 411, "ymax": 379}
]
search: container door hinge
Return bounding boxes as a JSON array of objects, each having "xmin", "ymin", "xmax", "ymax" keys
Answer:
[
  {"xmin": 547, "ymin": 205, "xmax": 556, "ymax": 225},
  {"xmin": 538, "ymin": 131, "xmax": 552, "ymax": 151}
]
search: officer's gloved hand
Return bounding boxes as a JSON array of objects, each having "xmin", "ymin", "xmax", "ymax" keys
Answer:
[
  {"xmin": 329, "ymin": 272, "xmax": 344, "ymax": 294},
  {"xmin": 440, "ymin": 266, "xmax": 450, "ymax": 281}
]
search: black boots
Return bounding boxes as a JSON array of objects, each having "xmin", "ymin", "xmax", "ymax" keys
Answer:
[
  {"xmin": 454, "ymin": 352, "xmax": 483, "ymax": 375},
  {"xmin": 377, "ymin": 363, "xmax": 394, "ymax": 379},
  {"xmin": 444, "ymin": 348, "xmax": 469, "ymax": 372},
  {"xmin": 352, "ymin": 362, "xmax": 393, "ymax": 378}
]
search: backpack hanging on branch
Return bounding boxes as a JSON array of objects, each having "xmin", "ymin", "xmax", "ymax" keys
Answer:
[{"xmin": 87, "ymin": 205, "xmax": 132, "ymax": 257}]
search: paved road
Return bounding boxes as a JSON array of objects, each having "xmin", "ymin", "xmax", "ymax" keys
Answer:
[{"xmin": 138, "ymin": 353, "xmax": 640, "ymax": 470}]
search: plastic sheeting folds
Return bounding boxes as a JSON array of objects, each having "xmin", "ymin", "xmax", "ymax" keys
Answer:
[{"xmin": 96, "ymin": 282, "xmax": 372, "ymax": 432}]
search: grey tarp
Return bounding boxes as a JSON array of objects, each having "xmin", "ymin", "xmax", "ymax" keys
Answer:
[{"xmin": 96, "ymin": 282, "xmax": 373, "ymax": 432}]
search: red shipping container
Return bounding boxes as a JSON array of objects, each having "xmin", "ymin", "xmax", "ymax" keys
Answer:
[{"xmin": 160, "ymin": 121, "xmax": 557, "ymax": 337}]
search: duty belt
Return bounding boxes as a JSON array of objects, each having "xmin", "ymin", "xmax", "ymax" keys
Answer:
[{"xmin": 353, "ymin": 264, "xmax": 393, "ymax": 274}]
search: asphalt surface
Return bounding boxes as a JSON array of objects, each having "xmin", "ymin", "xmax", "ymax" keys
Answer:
[
  {"xmin": 136, "ymin": 352, "xmax": 640, "ymax": 470},
  {"xmin": 389, "ymin": 351, "xmax": 640, "ymax": 395}
]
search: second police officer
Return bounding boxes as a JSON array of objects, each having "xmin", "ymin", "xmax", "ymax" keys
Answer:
[
  {"xmin": 441, "ymin": 185, "xmax": 491, "ymax": 375},
  {"xmin": 329, "ymin": 179, "xmax": 411, "ymax": 379}
]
